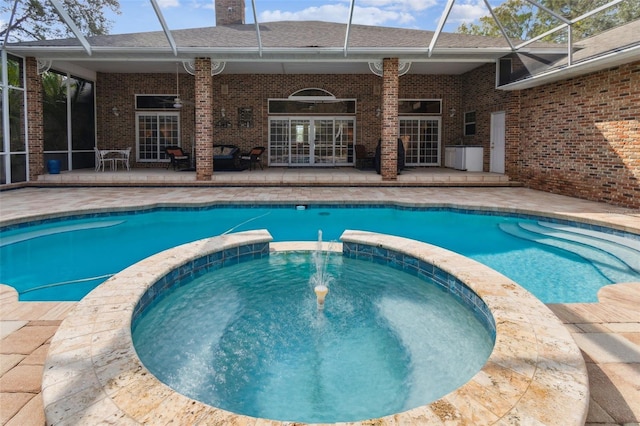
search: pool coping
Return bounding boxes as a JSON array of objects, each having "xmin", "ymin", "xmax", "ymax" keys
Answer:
[{"xmin": 41, "ymin": 229, "xmax": 589, "ymax": 425}]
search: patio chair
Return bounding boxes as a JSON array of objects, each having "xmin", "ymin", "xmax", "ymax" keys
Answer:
[
  {"xmin": 165, "ymin": 146, "xmax": 191, "ymax": 170},
  {"xmin": 94, "ymin": 147, "xmax": 114, "ymax": 172},
  {"xmin": 240, "ymin": 146, "xmax": 265, "ymax": 170},
  {"xmin": 112, "ymin": 147, "xmax": 131, "ymax": 171},
  {"xmin": 354, "ymin": 144, "xmax": 374, "ymax": 170}
]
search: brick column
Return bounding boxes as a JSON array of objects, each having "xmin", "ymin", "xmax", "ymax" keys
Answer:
[
  {"xmin": 195, "ymin": 58, "xmax": 213, "ymax": 180},
  {"xmin": 25, "ymin": 57, "xmax": 44, "ymax": 179},
  {"xmin": 381, "ymin": 58, "xmax": 399, "ymax": 180}
]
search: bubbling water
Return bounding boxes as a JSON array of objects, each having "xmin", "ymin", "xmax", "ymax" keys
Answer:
[{"xmin": 132, "ymin": 251, "xmax": 494, "ymax": 423}]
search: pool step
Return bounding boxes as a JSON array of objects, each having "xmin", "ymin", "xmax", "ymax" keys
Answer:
[
  {"xmin": 0, "ymin": 220, "xmax": 125, "ymax": 248},
  {"xmin": 532, "ymin": 222, "xmax": 640, "ymax": 274},
  {"xmin": 498, "ymin": 222, "xmax": 640, "ymax": 283}
]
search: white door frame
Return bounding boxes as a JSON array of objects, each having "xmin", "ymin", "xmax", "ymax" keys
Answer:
[
  {"xmin": 269, "ymin": 116, "xmax": 355, "ymax": 166},
  {"xmin": 490, "ymin": 111, "xmax": 506, "ymax": 174}
]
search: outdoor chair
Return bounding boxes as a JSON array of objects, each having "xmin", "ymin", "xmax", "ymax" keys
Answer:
[
  {"xmin": 354, "ymin": 144, "xmax": 374, "ymax": 170},
  {"xmin": 112, "ymin": 147, "xmax": 131, "ymax": 171},
  {"xmin": 94, "ymin": 147, "xmax": 114, "ymax": 172},
  {"xmin": 240, "ymin": 146, "xmax": 265, "ymax": 170},
  {"xmin": 165, "ymin": 146, "xmax": 191, "ymax": 170}
]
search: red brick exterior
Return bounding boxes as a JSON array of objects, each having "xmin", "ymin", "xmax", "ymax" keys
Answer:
[
  {"xmin": 25, "ymin": 57, "xmax": 44, "ymax": 178},
  {"xmin": 24, "ymin": 55, "xmax": 640, "ymax": 209},
  {"xmin": 215, "ymin": 0, "xmax": 245, "ymax": 25},
  {"xmin": 460, "ymin": 64, "xmax": 511, "ymax": 172},
  {"xmin": 460, "ymin": 61, "xmax": 639, "ymax": 209},
  {"xmin": 381, "ymin": 58, "xmax": 399, "ymax": 180},
  {"xmin": 195, "ymin": 58, "xmax": 213, "ymax": 180},
  {"xmin": 516, "ymin": 61, "xmax": 640, "ymax": 208},
  {"xmin": 96, "ymin": 71, "xmax": 196, "ymax": 164}
]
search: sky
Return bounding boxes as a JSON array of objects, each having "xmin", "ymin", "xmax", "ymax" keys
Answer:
[{"xmin": 103, "ymin": 0, "xmax": 502, "ymax": 35}]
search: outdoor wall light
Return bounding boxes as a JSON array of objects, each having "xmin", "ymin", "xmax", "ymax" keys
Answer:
[
  {"xmin": 112, "ymin": 107, "xmax": 119, "ymax": 116},
  {"xmin": 449, "ymin": 107, "xmax": 456, "ymax": 117},
  {"xmin": 221, "ymin": 108, "xmax": 226, "ymax": 117},
  {"xmin": 375, "ymin": 107, "xmax": 381, "ymax": 117}
]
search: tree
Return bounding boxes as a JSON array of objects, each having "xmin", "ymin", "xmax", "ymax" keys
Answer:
[
  {"xmin": 0, "ymin": 0, "xmax": 120, "ymax": 42},
  {"xmin": 457, "ymin": 0, "xmax": 538, "ymax": 39},
  {"xmin": 457, "ymin": 0, "xmax": 640, "ymax": 41}
]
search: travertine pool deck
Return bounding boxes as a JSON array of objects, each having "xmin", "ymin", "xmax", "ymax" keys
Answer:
[{"xmin": 1, "ymin": 186, "xmax": 639, "ymax": 425}]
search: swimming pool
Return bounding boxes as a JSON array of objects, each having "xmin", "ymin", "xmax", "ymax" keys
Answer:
[{"xmin": 1, "ymin": 205, "xmax": 638, "ymax": 303}]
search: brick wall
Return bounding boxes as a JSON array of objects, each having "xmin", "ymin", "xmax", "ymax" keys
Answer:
[
  {"xmin": 195, "ymin": 58, "xmax": 213, "ymax": 180},
  {"xmin": 25, "ymin": 57, "xmax": 44, "ymax": 178},
  {"xmin": 95, "ymin": 60, "xmax": 638, "ymax": 209},
  {"xmin": 381, "ymin": 58, "xmax": 399, "ymax": 180},
  {"xmin": 461, "ymin": 64, "xmax": 512, "ymax": 172},
  {"xmin": 516, "ymin": 61, "xmax": 639, "ymax": 209},
  {"xmin": 460, "ymin": 61, "xmax": 639, "ymax": 209},
  {"xmin": 96, "ymin": 72, "xmax": 195, "ymax": 167},
  {"xmin": 97, "ymin": 72, "xmax": 465, "ymax": 168}
]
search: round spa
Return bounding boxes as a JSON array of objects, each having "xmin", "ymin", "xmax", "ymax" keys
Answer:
[
  {"xmin": 132, "ymin": 242, "xmax": 494, "ymax": 423},
  {"xmin": 41, "ymin": 230, "xmax": 589, "ymax": 425}
]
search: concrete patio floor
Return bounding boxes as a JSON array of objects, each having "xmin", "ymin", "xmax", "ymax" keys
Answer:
[{"xmin": 1, "ymin": 186, "xmax": 639, "ymax": 425}]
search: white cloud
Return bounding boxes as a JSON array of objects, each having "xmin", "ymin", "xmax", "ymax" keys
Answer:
[
  {"xmin": 358, "ymin": 0, "xmax": 439, "ymax": 13},
  {"xmin": 185, "ymin": 0, "xmax": 215, "ymax": 10},
  {"xmin": 259, "ymin": 2, "xmax": 436, "ymax": 27},
  {"xmin": 447, "ymin": 0, "xmax": 489, "ymax": 25},
  {"xmin": 158, "ymin": 0, "xmax": 181, "ymax": 8}
]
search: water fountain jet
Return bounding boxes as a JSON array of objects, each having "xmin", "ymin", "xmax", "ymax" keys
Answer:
[{"xmin": 311, "ymin": 230, "xmax": 332, "ymax": 310}]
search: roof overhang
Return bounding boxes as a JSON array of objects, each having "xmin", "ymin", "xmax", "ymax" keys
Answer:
[
  {"xmin": 8, "ymin": 44, "xmax": 524, "ymax": 75},
  {"xmin": 499, "ymin": 43, "xmax": 640, "ymax": 90},
  {"xmin": 2, "ymin": 0, "xmax": 636, "ymax": 86}
]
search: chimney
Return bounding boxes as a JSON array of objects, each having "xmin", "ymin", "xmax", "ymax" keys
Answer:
[{"xmin": 216, "ymin": 0, "xmax": 245, "ymax": 26}]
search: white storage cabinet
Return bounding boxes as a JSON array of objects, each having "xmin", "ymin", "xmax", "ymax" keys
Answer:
[{"xmin": 444, "ymin": 146, "xmax": 483, "ymax": 172}]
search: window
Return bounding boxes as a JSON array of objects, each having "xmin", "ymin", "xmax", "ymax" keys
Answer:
[
  {"xmin": 135, "ymin": 95, "xmax": 177, "ymax": 110},
  {"xmin": 136, "ymin": 112, "xmax": 180, "ymax": 162},
  {"xmin": 464, "ymin": 111, "xmax": 476, "ymax": 136},
  {"xmin": 498, "ymin": 58, "xmax": 512, "ymax": 86},
  {"xmin": 268, "ymin": 89, "xmax": 356, "ymax": 115},
  {"xmin": 398, "ymin": 100, "xmax": 441, "ymax": 115}
]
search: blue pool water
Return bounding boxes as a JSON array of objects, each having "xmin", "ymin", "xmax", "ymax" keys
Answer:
[
  {"xmin": 132, "ymin": 252, "xmax": 494, "ymax": 423},
  {"xmin": 1, "ymin": 205, "xmax": 638, "ymax": 303}
]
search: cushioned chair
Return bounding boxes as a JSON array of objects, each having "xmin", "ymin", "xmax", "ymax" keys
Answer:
[
  {"xmin": 164, "ymin": 146, "xmax": 191, "ymax": 170},
  {"xmin": 374, "ymin": 138, "xmax": 405, "ymax": 174},
  {"xmin": 240, "ymin": 147, "xmax": 265, "ymax": 170},
  {"xmin": 354, "ymin": 144, "xmax": 374, "ymax": 170}
]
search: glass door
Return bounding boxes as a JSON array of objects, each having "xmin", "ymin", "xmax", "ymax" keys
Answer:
[
  {"xmin": 269, "ymin": 117, "xmax": 355, "ymax": 166},
  {"xmin": 136, "ymin": 112, "xmax": 180, "ymax": 162},
  {"xmin": 290, "ymin": 119, "xmax": 311, "ymax": 165},
  {"xmin": 400, "ymin": 117, "xmax": 441, "ymax": 166}
]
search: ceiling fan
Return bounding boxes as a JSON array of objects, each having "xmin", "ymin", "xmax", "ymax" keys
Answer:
[{"xmin": 173, "ymin": 63, "xmax": 183, "ymax": 109}]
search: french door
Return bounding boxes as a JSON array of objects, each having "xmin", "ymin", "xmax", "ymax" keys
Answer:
[
  {"xmin": 269, "ymin": 117, "xmax": 354, "ymax": 166},
  {"xmin": 136, "ymin": 112, "xmax": 180, "ymax": 162},
  {"xmin": 400, "ymin": 117, "xmax": 441, "ymax": 166}
]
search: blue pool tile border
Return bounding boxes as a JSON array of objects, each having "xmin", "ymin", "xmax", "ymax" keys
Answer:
[
  {"xmin": 132, "ymin": 238, "xmax": 496, "ymax": 342},
  {"xmin": 2, "ymin": 204, "xmax": 638, "ymax": 241},
  {"xmin": 132, "ymin": 242, "xmax": 270, "ymax": 324},
  {"xmin": 343, "ymin": 241, "xmax": 497, "ymax": 340}
]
